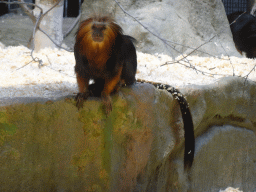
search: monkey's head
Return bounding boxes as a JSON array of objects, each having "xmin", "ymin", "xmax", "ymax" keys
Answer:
[
  {"xmin": 75, "ymin": 15, "xmax": 124, "ymax": 64},
  {"xmin": 76, "ymin": 15, "xmax": 123, "ymax": 46}
]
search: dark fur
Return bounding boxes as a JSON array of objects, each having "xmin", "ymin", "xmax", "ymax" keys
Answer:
[
  {"xmin": 74, "ymin": 15, "xmax": 137, "ymax": 114},
  {"xmin": 228, "ymin": 11, "xmax": 256, "ymax": 58}
]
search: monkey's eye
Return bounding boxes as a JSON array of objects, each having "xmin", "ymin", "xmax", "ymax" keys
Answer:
[
  {"xmin": 92, "ymin": 24, "xmax": 106, "ymax": 31},
  {"xmin": 99, "ymin": 17, "xmax": 108, "ymax": 22}
]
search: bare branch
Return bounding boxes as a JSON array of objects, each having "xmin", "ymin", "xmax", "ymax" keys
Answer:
[
  {"xmin": 243, "ymin": 63, "xmax": 256, "ymax": 81},
  {"xmin": 163, "ymin": 60, "xmax": 229, "ymax": 77},
  {"xmin": 45, "ymin": 56, "xmax": 75, "ymax": 78},
  {"xmin": 218, "ymin": 39, "xmax": 235, "ymax": 76},
  {"xmin": 113, "ymin": 1, "xmax": 250, "ymax": 80},
  {"xmin": 39, "ymin": 27, "xmax": 73, "ymax": 52},
  {"xmin": 165, "ymin": 39, "xmax": 217, "ymax": 58},
  {"xmin": 35, "ymin": 0, "xmax": 63, "ymax": 34},
  {"xmin": 160, "ymin": 12, "xmax": 247, "ymax": 75},
  {"xmin": 15, "ymin": 60, "xmax": 34, "ymax": 70},
  {"xmin": 113, "ymin": 0, "xmax": 192, "ymax": 65},
  {"xmin": 63, "ymin": 13, "xmax": 81, "ymax": 38},
  {"xmin": 0, "ymin": 0, "xmax": 43, "ymax": 66},
  {"xmin": 113, "ymin": 0, "xmax": 229, "ymax": 76},
  {"xmin": 0, "ymin": 0, "xmax": 43, "ymax": 13},
  {"xmin": 42, "ymin": 0, "xmax": 62, "ymax": 17},
  {"xmin": 34, "ymin": 0, "xmax": 73, "ymax": 52},
  {"xmin": 17, "ymin": 0, "xmax": 36, "ymax": 23}
]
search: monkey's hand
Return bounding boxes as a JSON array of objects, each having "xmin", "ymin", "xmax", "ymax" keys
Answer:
[
  {"xmin": 101, "ymin": 93, "xmax": 112, "ymax": 116},
  {"xmin": 75, "ymin": 91, "xmax": 90, "ymax": 110}
]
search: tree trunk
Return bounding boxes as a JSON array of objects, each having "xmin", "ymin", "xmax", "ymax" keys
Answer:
[{"xmin": 33, "ymin": 0, "xmax": 64, "ymax": 52}]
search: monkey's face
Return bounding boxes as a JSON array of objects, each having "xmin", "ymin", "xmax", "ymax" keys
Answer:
[
  {"xmin": 76, "ymin": 16, "xmax": 122, "ymax": 56},
  {"xmin": 91, "ymin": 23, "xmax": 106, "ymax": 42}
]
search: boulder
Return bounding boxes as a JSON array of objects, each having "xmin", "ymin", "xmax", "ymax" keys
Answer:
[{"xmin": 81, "ymin": 0, "xmax": 241, "ymax": 58}]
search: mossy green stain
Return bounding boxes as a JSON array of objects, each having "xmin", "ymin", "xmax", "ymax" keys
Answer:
[
  {"xmin": 0, "ymin": 102, "xmax": 91, "ymax": 191},
  {"xmin": 103, "ymin": 111, "xmax": 114, "ymax": 174},
  {"xmin": 0, "ymin": 96, "xmax": 147, "ymax": 191},
  {"xmin": 74, "ymin": 95, "xmax": 143, "ymax": 190},
  {"xmin": 0, "ymin": 111, "xmax": 17, "ymax": 146}
]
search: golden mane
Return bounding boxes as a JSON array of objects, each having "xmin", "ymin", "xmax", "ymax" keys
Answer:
[{"xmin": 75, "ymin": 15, "xmax": 123, "ymax": 69}]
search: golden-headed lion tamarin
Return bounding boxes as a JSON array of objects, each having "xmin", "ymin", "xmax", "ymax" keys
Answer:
[{"xmin": 74, "ymin": 15, "xmax": 137, "ymax": 115}]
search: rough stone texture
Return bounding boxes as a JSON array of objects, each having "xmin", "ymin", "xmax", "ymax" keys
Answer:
[
  {"xmin": 184, "ymin": 76, "xmax": 256, "ymax": 192},
  {"xmin": 81, "ymin": 0, "xmax": 241, "ymax": 58},
  {"xmin": 1, "ymin": 0, "xmax": 241, "ymax": 58},
  {"xmin": 192, "ymin": 125, "xmax": 256, "ymax": 191},
  {"xmin": 33, "ymin": 1, "xmax": 64, "ymax": 51},
  {"xmin": 0, "ymin": 77, "xmax": 255, "ymax": 191}
]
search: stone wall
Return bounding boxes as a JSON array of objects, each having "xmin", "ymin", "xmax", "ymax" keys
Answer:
[{"xmin": 0, "ymin": 77, "xmax": 255, "ymax": 191}]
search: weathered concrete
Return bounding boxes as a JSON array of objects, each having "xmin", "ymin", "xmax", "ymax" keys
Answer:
[{"xmin": 0, "ymin": 77, "xmax": 255, "ymax": 191}]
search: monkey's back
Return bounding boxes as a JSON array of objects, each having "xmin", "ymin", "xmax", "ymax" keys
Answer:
[{"xmin": 228, "ymin": 12, "xmax": 256, "ymax": 58}]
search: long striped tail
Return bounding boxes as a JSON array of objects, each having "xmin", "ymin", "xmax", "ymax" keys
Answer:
[{"xmin": 136, "ymin": 79, "xmax": 195, "ymax": 170}]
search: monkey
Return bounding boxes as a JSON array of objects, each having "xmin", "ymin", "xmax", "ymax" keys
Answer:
[
  {"xmin": 74, "ymin": 14, "xmax": 194, "ymax": 169},
  {"xmin": 227, "ymin": 11, "xmax": 256, "ymax": 58},
  {"xmin": 137, "ymin": 79, "xmax": 195, "ymax": 170},
  {"xmin": 74, "ymin": 15, "xmax": 137, "ymax": 115}
]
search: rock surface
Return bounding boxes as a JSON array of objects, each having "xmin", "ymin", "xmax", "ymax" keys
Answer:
[
  {"xmin": 0, "ymin": 77, "xmax": 255, "ymax": 191},
  {"xmin": 0, "ymin": 0, "xmax": 242, "ymax": 58},
  {"xmin": 81, "ymin": 0, "xmax": 241, "ymax": 58}
]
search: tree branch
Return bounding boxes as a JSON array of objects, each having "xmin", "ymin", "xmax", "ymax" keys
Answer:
[
  {"xmin": 17, "ymin": 0, "xmax": 36, "ymax": 23},
  {"xmin": 113, "ymin": 0, "xmax": 192, "ymax": 64},
  {"xmin": 63, "ymin": 13, "xmax": 81, "ymax": 38},
  {"xmin": 39, "ymin": 27, "xmax": 73, "ymax": 52}
]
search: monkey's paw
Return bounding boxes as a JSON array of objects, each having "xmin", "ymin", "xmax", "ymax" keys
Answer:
[{"xmin": 75, "ymin": 92, "xmax": 90, "ymax": 109}]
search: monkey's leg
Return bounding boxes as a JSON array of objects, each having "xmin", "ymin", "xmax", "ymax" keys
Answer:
[
  {"xmin": 101, "ymin": 67, "xmax": 123, "ymax": 115},
  {"xmin": 112, "ymin": 79, "xmax": 125, "ymax": 93},
  {"xmin": 75, "ymin": 73, "xmax": 90, "ymax": 109}
]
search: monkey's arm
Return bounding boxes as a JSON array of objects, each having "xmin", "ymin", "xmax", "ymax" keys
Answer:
[
  {"xmin": 74, "ymin": 45, "xmax": 91, "ymax": 109},
  {"xmin": 75, "ymin": 75, "xmax": 90, "ymax": 109},
  {"xmin": 101, "ymin": 65, "xmax": 123, "ymax": 115}
]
